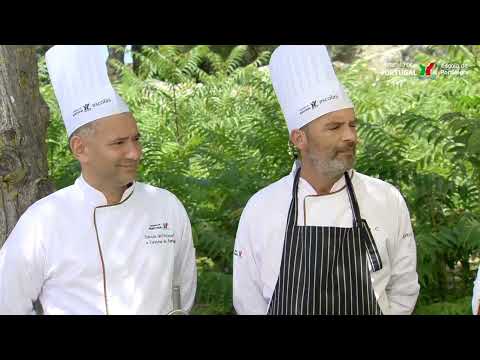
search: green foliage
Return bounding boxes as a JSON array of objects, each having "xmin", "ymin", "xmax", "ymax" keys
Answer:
[
  {"xmin": 40, "ymin": 45, "xmax": 480, "ymax": 314},
  {"xmin": 341, "ymin": 45, "xmax": 480, "ymax": 305},
  {"xmin": 414, "ymin": 296, "xmax": 472, "ymax": 315}
]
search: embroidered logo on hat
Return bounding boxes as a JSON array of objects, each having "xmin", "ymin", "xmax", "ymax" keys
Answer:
[
  {"xmin": 73, "ymin": 98, "xmax": 113, "ymax": 118},
  {"xmin": 299, "ymin": 94, "xmax": 339, "ymax": 115}
]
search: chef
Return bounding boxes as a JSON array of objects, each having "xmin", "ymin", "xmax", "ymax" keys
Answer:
[
  {"xmin": 473, "ymin": 268, "xmax": 480, "ymax": 314},
  {"xmin": 0, "ymin": 45, "xmax": 197, "ymax": 315},
  {"xmin": 233, "ymin": 45, "xmax": 420, "ymax": 315}
]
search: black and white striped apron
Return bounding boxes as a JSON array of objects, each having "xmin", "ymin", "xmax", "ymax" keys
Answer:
[{"xmin": 267, "ymin": 168, "xmax": 383, "ymax": 315}]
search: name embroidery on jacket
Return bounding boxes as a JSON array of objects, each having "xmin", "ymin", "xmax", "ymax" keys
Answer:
[{"xmin": 145, "ymin": 223, "xmax": 175, "ymax": 246}]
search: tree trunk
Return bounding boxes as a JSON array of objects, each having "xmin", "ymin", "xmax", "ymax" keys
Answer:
[
  {"xmin": 131, "ymin": 45, "xmax": 143, "ymax": 75},
  {"xmin": 0, "ymin": 45, "xmax": 54, "ymax": 248}
]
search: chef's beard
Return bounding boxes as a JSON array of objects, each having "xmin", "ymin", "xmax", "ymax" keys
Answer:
[{"xmin": 305, "ymin": 146, "xmax": 356, "ymax": 180}]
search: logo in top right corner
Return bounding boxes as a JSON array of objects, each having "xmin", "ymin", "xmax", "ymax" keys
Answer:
[
  {"xmin": 418, "ymin": 62, "xmax": 470, "ymax": 80},
  {"xmin": 419, "ymin": 62, "xmax": 436, "ymax": 80}
]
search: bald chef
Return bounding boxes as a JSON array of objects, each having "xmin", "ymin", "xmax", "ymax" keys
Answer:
[
  {"xmin": 0, "ymin": 45, "xmax": 197, "ymax": 315},
  {"xmin": 233, "ymin": 45, "xmax": 420, "ymax": 315}
]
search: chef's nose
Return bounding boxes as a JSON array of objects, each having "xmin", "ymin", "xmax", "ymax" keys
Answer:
[
  {"xmin": 343, "ymin": 124, "xmax": 357, "ymax": 144},
  {"xmin": 126, "ymin": 140, "xmax": 142, "ymax": 161}
]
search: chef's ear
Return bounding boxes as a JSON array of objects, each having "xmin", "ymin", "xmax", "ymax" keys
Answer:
[
  {"xmin": 69, "ymin": 135, "xmax": 88, "ymax": 163},
  {"xmin": 290, "ymin": 128, "xmax": 308, "ymax": 151}
]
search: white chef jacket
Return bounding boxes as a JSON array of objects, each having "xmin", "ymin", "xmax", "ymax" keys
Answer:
[
  {"xmin": 473, "ymin": 267, "xmax": 480, "ymax": 314},
  {"xmin": 0, "ymin": 175, "xmax": 197, "ymax": 315},
  {"xmin": 233, "ymin": 162, "xmax": 419, "ymax": 315}
]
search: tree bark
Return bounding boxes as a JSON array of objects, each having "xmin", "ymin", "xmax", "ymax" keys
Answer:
[
  {"xmin": 131, "ymin": 45, "xmax": 143, "ymax": 75},
  {"xmin": 0, "ymin": 45, "xmax": 54, "ymax": 248}
]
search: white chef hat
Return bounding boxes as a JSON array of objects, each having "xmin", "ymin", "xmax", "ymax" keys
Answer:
[
  {"xmin": 45, "ymin": 45, "xmax": 130, "ymax": 138},
  {"xmin": 269, "ymin": 45, "xmax": 354, "ymax": 134}
]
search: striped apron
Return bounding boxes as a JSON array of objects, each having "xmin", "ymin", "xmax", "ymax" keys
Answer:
[{"xmin": 267, "ymin": 168, "xmax": 383, "ymax": 315}]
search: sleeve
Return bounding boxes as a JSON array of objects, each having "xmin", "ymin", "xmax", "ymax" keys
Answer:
[
  {"xmin": 173, "ymin": 200, "xmax": 197, "ymax": 313},
  {"xmin": 0, "ymin": 210, "xmax": 45, "ymax": 315},
  {"xmin": 472, "ymin": 267, "xmax": 480, "ymax": 315},
  {"xmin": 385, "ymin": 190, "xmax": 420, "ymax": 315},
  {"xmin": 233, "ymin": 201, "xmax": 267, "ymax": 315}
]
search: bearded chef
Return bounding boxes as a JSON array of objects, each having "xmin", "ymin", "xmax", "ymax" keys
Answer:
[
  {"xmin": 233, "ymin": 45, "xmax": 420, "ymax": 315},
  {"xmin": 0, "ymin": 45, "xmax": 197, "ymax": 315}
]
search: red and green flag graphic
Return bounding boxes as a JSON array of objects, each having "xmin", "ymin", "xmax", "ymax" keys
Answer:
[{"xmin": 419, "ymin": 62, "xmax": 436, "ymax": 78}]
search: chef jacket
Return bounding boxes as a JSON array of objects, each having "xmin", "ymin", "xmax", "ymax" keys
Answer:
[
  {"xmin": 0, "ymin": 175, "xmax": 197, "ymax": 315},
  {"xmin": 233, "ymin": 162, "xmax": 419, "ymax": 315}
]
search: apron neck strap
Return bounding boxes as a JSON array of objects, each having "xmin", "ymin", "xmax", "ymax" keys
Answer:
[
  {"xmin": 290, "ymin": 167, "xmax": 302, "ymax": 227},
  {"xmin": 290, "ymin": 168, "xmax": 362, "ymax": 227},
  {"xmin": 344, "ymin": 171, "xmax": 362, "ymax": 227}
]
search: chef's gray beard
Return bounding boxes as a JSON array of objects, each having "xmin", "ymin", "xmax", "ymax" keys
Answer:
[{"xmin": 306, "ymin": 152, "xmax": 355, "ymax": 180}]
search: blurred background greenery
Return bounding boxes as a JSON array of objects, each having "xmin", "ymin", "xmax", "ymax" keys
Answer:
[{"xmin": 37, "ymin": 45, "xmax": 480, "ymax": 315}]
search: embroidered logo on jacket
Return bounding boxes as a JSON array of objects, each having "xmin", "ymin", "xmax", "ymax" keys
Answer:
[
  {"xmin": 149, "ymin": 223, "xmax": 169, "ymax": 230},
  {"xmin": 234, "ymin": 249, "xmax": 243, "ymax": 258},
  {"xmin": 145, "ymin": 223, "xmax": 175, "ymax": 246}
]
